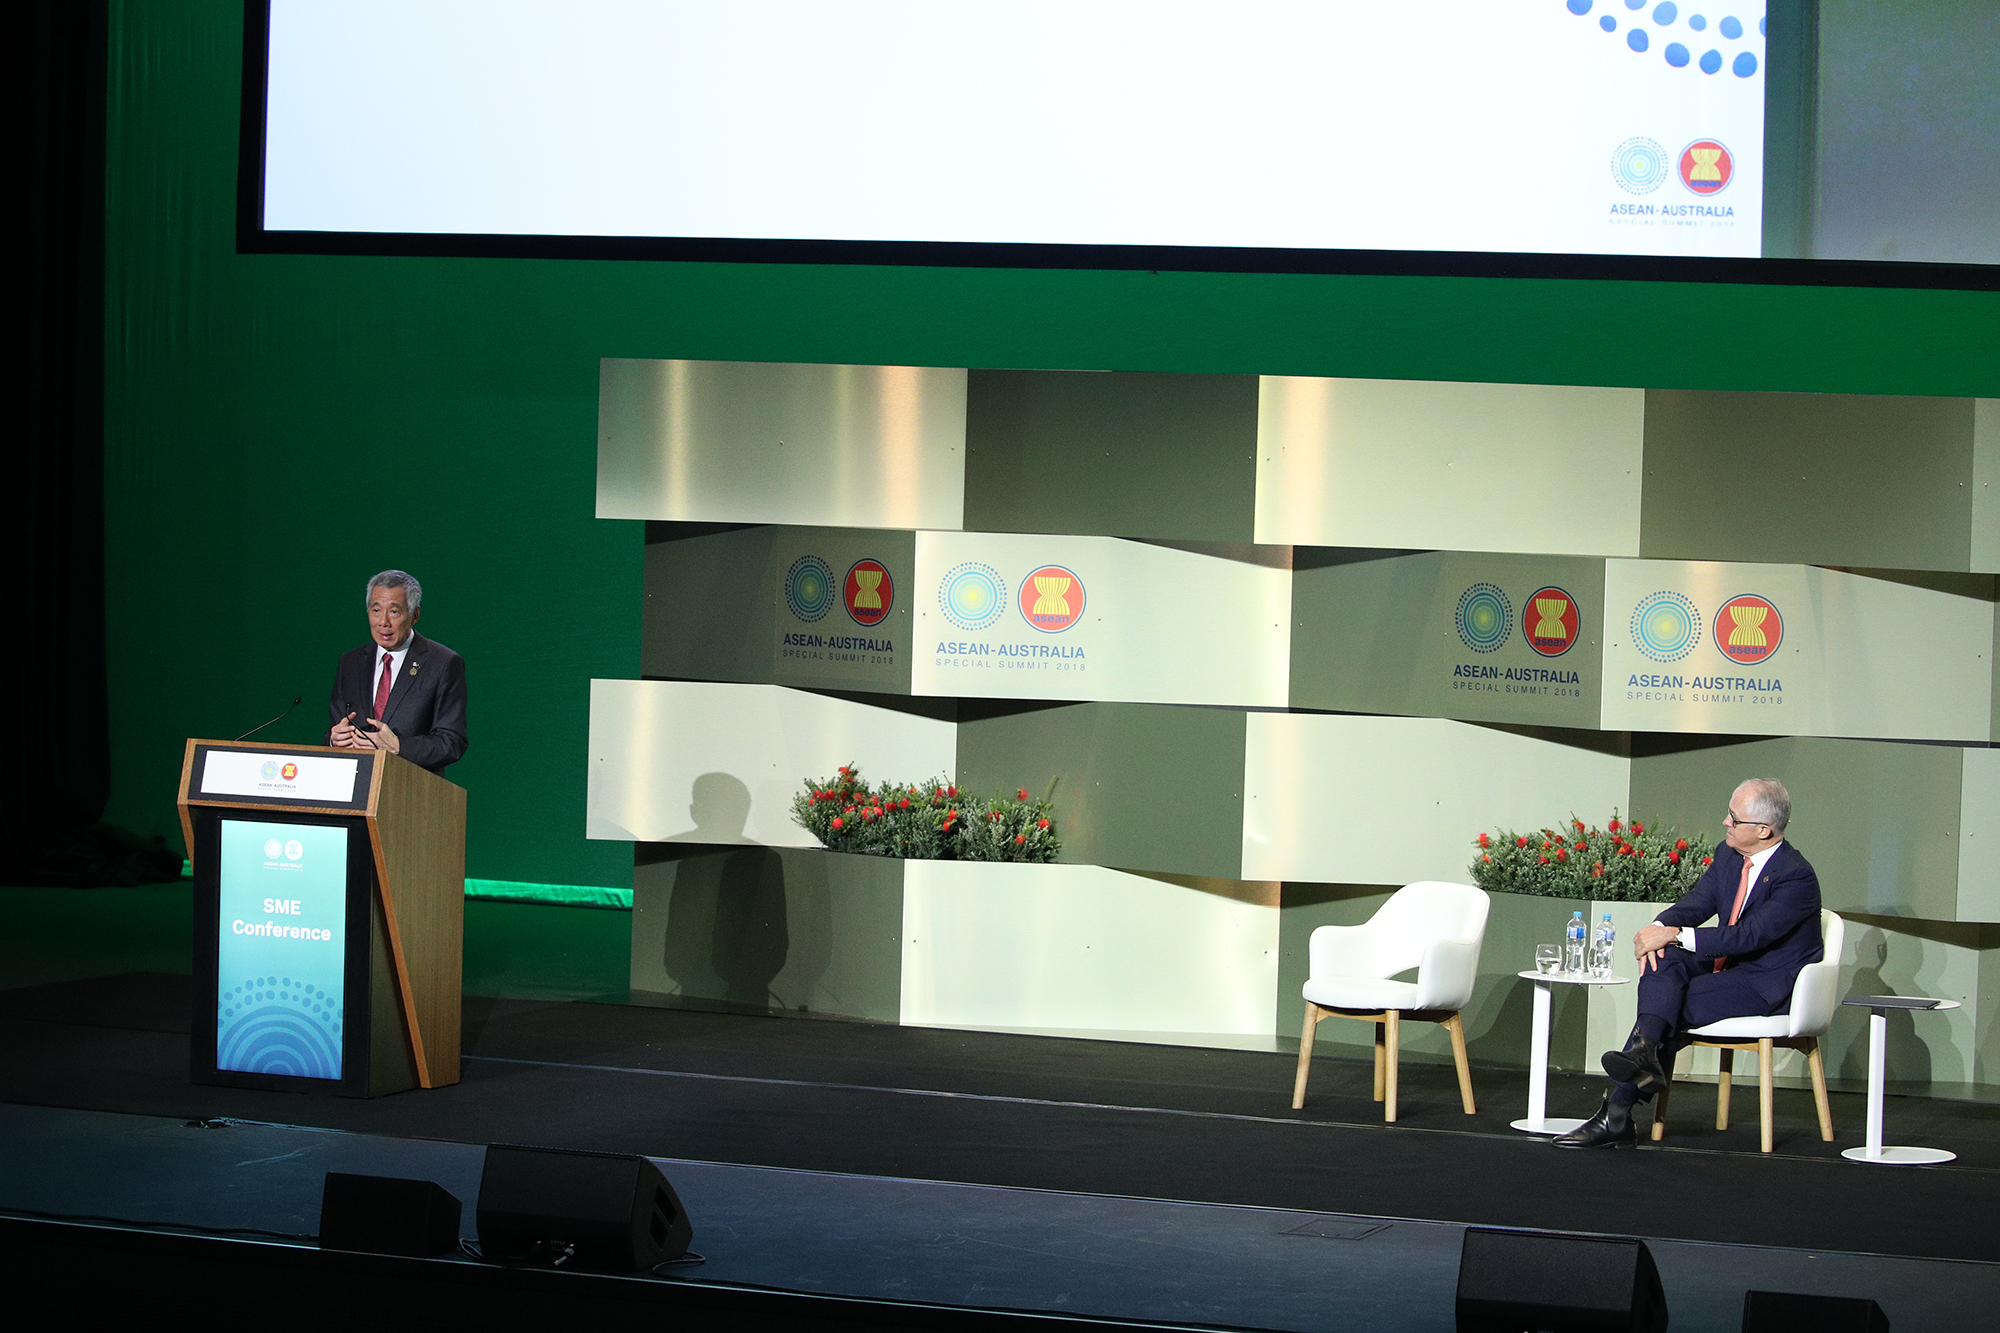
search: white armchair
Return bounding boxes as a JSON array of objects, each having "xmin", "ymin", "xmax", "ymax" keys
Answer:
[
  {"xmin": 1651, "ymin": 908, "xmax": 1844, "ymax": 1153},
  {"xmin": 1290, "ymin": 881, "xmax": 1490, "ymax": 1122}
]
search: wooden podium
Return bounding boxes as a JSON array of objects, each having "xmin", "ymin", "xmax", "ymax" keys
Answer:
[{"xmin": 177, "ymin": 739, "xmax": 464, "ymax": 1096}]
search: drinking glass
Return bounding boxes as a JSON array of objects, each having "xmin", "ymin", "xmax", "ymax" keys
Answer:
[{"xmin": 1535, "ymin": 944, "xmax": 1561, "ymax": 975}]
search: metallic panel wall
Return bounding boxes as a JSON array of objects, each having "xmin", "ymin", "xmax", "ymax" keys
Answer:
[
  {"xmin": 596, "ymin": 359, "xmax": 968, "ymax": 528},
  {"xmin": 1976, "ymin": 400, "xmax": 2000, "ymax": 574},
  {"xmin": 586, "ymin": 679, "xmax": 956, "ymax": 844},
  {"xmin": 1241, "ymin": 714, "xmax": 1630, "ymax": 885},
  {"xmin": 899, "ymin": 862, "xmax": 1280, "ymax": 1047},
  {"xmin": 954, "ymin": 702, "xmax": 1249, "ymax": 880},
  {"xmin": 1639, "ymin": 390, "xmax": 1977, "ymax": 570},
  {"xmin": 1254, "ymin": 377, "xmax": 1645, "ymax": 555},
  {"xmin": 963, "ymin": 370, "xmax": 1259, "ymax": 542}
]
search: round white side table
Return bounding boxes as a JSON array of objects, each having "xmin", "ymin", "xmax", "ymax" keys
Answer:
[
  {"xmin": 1840, "ymin": 995, "xmax": 1961, "ymax": 1165},
  {"xmin": 1512, "ymin": 969, "xmax": 1631, "ymax": 1135}
]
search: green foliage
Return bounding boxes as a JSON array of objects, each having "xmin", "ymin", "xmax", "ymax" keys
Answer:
[
  {"xmin": 1470, "ymin": 812, "xmax": 1712, "ymax": 903},
  {"xmin": 790, "ymin": 765, "xmax": 1060, "ymax": 863}
]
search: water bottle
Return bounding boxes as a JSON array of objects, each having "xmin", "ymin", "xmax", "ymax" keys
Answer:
[
  {"xmin": 1590, "ymin": 914, "xmax": 1616, "ymax": 979},
  {"xmin": 1565, "ymin": 911, "xmax": 1587, "ymax": 975}
]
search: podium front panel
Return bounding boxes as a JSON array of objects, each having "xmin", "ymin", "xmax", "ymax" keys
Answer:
[{"xmin": 188, "ymin": 807, "xmax": 415, "ymax": 1096}]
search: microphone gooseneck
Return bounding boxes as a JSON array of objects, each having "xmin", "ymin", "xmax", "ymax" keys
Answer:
[{"xmin": 236, "ymin": 695, "xmax": 303, "ymax": 743}]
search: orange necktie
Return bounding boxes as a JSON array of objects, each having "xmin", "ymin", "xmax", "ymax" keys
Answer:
[{"xmin": 1713, "ymin": 857, "xmax": 1755, "ymax": 972}]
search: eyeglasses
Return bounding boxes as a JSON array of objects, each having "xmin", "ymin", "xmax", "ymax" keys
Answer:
[{"xmin": 1724, "ymin": 809, "xmax": 1768, "ymax": 829}]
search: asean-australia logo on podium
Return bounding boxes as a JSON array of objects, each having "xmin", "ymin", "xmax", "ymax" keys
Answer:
[
  {"xmin": 1455, "ymin": 584, "xmax": 1512, "ymax": 654},
  {"xmin": 843, "ymin": 559, "xmax": 894, "ymax": 627},
  {"xmin": 1018, "ymin": 565, "xmax": 1085, "ymax": 633},
  {"xmin": 1522, "ymin": 586, "xmax": 1581, "ymax": 658},
  {"xmin": 1679, "ymin": 139, "xmax": 1733, "ymax": 195},
  {"xmin": 1715, "ymin": 594, "xmax": 1782, "ymax": 665}
]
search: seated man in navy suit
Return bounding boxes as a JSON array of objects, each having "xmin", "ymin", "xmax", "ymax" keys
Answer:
[
  {"xmin": 326, "ymin": 569, "xmax": 468, "ymax": 774},
  {"xmin": 1555, "ymin": 778, "xmax": 1821, "ymax": 1149}
]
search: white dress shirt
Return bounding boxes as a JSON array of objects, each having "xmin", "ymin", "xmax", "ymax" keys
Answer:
[
  {"xmin": 1663, "ymin": 840, "xmax": 1784, "ymax": 952},
  {"xmin": 368, "ymin": 637, "xmax": 414, "ymax": 719}
]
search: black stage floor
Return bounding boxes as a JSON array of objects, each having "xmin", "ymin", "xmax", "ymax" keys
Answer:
[{"xmin": 3, "ymin": 971, "xmax": 1997, "ymax": 1277}]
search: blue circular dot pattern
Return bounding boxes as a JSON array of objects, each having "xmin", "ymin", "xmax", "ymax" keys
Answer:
[
  {"xmin": 1689, "ymin": 13, "xmax": 1706, "ymax": 30},
  {"xmin": 1653, "ymin": 2, "xmax": 1677, "ymax": 23},
  {"xmin": 1699, "ymin": 48, "xmax": 1722, "ymax": 72},
  {"xmin": 1567, "ymin": 0, "xmax": 1593, "ymax": 13},
  {"xmin": 1720, "ymin": 15, "xmax": 1742, "ymax": 38},
  {"xmin": 1628, "ymin": 28, "xmax": 1649, "ymax": 50},
  {"xmin": 1665, "ymin": 41, "xmax": 1690, "ymax": 66},
  {"xmin": 1733, "ymin": 50, "xmax": 1758, "ymax": 76},
  {"xmin": 1601, "ymin": 14, "xmax": 1617, "ymax": 30}
]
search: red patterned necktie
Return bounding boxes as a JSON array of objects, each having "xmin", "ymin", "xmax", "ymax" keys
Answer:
[
  {"xmin": 1713, "ymin": 857, "xmax": 1756, "ymax": 972},
  {"xmin": 372, "ymin": 653, "xmax": 394, "ymax": 722}
]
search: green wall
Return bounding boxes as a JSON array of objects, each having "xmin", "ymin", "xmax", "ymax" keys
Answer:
[{"xmin": 104, "ymin": 0, "xmax": 2000, "ymax": 893}]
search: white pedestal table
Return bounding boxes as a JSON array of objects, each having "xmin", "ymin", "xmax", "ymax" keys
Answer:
[
  {"xmin": 1512, "ymin": 969, "xmax": 1631, "ymax": 1135},
  {"xmin": 1840, "ymin": 995, "xmax": 1960, "ymax": 1166}
]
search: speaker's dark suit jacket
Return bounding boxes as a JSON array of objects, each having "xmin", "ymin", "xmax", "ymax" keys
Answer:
[
  {"xmin": 1656, "ymin": 839, "xmax": 1822, "ymax": 1011},
  {"xmin": 326, "ymin": 632, "xmax": 468, "ymax": 774}
]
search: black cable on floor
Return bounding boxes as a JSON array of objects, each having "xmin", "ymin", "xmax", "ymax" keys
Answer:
[{"xmin": 1, "ymin": 1206, "xmax": 315, "ymax": 1244}]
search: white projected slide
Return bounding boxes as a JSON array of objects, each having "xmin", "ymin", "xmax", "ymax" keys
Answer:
[{"xmin": 262, "ymin": 1, "xmax": 1767, "ymax": 258}]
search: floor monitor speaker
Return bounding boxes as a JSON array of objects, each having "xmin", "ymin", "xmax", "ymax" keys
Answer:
[
  {"xmin": 318, "ymin": 1172, "xmax": 462, "ymax": 1256},
  {"xmin": 1456, "ymin": 1227, "xmax": 1668, "ymax": 1333},
  {"xmin": 1742, "ymin": 1290, "xmax": 1889, "ymax": 1332},
  {"xmin": 475, "ymin": 1143, "xmax": 692, "ymax": 1271}
]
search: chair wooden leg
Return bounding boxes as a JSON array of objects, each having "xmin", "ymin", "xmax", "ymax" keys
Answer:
[
  {"xmin": 1291, "ymin": 1005, "xmax": 1320, "ymax": 1110},
  {"xmin": 1715, "ymin": 1050, "xmax": 1733, "ymax": 1130},
  {"xmin": 1444, "ymin": 1011, "xmax": 1475, "ymax": 1114},
  {"xmin": 1650, "ymin": 1082, "xmax": 1669, "ymax": 1142},
  {"xmin": 1372, "ymin": 1023, "xmax": 1386, "ymax": 1102},
  {"xmin": 1806, "ymin": 1040, "xmax": 1834, "ymax": 1142},
  {"xmin": 1383, "ymin": 1011, "xmax": 1400, "ymax": 1123},
  {"xmin": 1758, "ymin": 1038, "xmax": 1775, "ymax": 1154}
]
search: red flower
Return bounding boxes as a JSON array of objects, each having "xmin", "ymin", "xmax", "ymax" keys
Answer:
[
  {"xmin": 1017, "ymin": 788, "xmax": 1029, "ymax": 801},
  {"xmin": 1593, "ymin": 866, "xmax": 1604, "ymax": 877},
  {"xmin": 1014, "ymin": 834, "xmax": 1025, "ymax": 844},
  {"xmin": 1482, "ymin": 854, "xmax": 1492, "ymax": 862},
  {"xmin": 1555, "ymin": 849, "xmax": 1568, "ymax": 862},
  {"xmin": 947, "ymin": 785, "xmax": 959, "ymax": 797},
  {"xmin": 1702, "ymin": 856, "xmax": 1713, "ymax": 866},
  {"xmin": 1608, "ymin": 818, "xmax": 1621, "ymax": 832},
  {"xmin": 1037, "ymin": 819, "xmax": 1049, "ymax": 830},
  {"xmin": 1667, "ymin": 851, "xmax": 1680, "ymax": 864},
  {"xmin": 1477, "ymin": 833, "xmax": 1491, "ymax": 848},
  {"xmin": 1539, "ymin": 856, "xmax": 1550, "ymax": 864},
  {"xmin": 946, "ymin": 809, "xmax": 958, "ymax": 820},
  {"xmin": 830, "ymin": 817, "xmax": 844, "ymax": 830},
  {"xmin": 1632, "ymin": 821, "xmax": 1645, "ymax": 835},
  {"xmin": 1516, "ymin": 835, "xmax": 1528, "ymax": 848},
  {"xmin": 1575, "ymin": 842, "xmax": 1587, "ymax": 853},
  {"xmin": 1574, "ymin": 819, "xmax": 1585, "ymax": 830},
  {"xmin": 838, "ymin": 765, "xmax": 851, "ymax": 776},
  {"xmin": 1675, "ymin": 838, "xmax": 1688, "ymax": 851}
]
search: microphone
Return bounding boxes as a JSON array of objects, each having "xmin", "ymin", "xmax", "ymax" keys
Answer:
[{"xmin": 236, "ymin": 696, "xmax": 303, "ymax": 743}]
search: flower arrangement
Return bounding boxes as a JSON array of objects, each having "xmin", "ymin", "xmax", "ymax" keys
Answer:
[
  {"xmin": 1468, "ymin": 813, "xmax": 1713, "ymax": 903},
  {"xmin": 790, "ymin": 764, "xmax": 1060, "ymax": 863}
]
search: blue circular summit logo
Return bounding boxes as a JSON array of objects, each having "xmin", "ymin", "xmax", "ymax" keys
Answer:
[
  {"xmin": 1630, "ymin": 591, "xmax": 1702, "ymax": 662},
  {"xmin": 938, "ymin": 562, "xmax": 1007, "ymax": 632},
  {"xmin": 1455, "ymin": 584, "xmax": 1513, "ymax": 654},
  {"xmin": 784, "ymin": 555, "xmax": 836, "ymax": 622},
  {"xmin": 1611, "ymin": 137, "xmax": 1669, "ymax": 194}
]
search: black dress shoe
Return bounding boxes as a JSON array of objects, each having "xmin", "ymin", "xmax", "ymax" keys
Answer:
[
  {"xmin": 1552, "ymin": 1095, "xmax": 1636, "ymax": 1149},
  {"xmin": 1601, "ymin": 1034, "xmax": 1668, "ymax": 1099}
]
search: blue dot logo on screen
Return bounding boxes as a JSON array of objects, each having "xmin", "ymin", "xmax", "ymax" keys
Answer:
[
  {"xmin": 1630, "ymin": 592, "xmax": 1703, "ymax": 663},
  {"xmin": 1455, "ymin": 584, "xmax": 1513, "ymax": 655},
  {"xmin": 218, "ymin": 977, "xmax": 343, "ymax": 1080},
  {"xmin": 937, "ymin": 562, "xmax": 1008, "ymax": 632},
  {"xmin": 1611, "ymin": 138, "xmax": 1669, "ymax": 194},
  {"xmin": 783, "ymin": 555, "xmax": 836, "ymax": 623}
]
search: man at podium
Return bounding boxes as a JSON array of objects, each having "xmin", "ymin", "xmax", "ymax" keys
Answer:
[{"xmin": 327, "ymin": 569, "xmax": 468, "ymax": 774}]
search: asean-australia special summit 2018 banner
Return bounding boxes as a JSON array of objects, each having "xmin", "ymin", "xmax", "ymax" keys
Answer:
[
  {"xmin": 1599, "ymin": 559, "xmax": 1992, "ymax": 743},
  {"xmin": 910, "ymin": 532, "xmax": 1291, "ymax": 707}
]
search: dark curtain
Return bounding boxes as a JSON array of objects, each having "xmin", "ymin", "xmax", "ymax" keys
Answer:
[{"xmin": 5, "ymin": 1, "xmax": 175, "ymax": 885}]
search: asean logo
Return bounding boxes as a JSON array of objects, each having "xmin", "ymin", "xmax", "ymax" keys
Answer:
[
  {"xmin": 1716, "ymin": 594, "xmax": 1782, "ymax": 665},
  {"xmin": 937, "ymin": 562, "xmax": 1007, "ymax": 632},
  {"xmin": 1630, "ymin": 591, "xmax": 1702, "ymax": 663},
  {"xmin": 1611, "ymin": 137, "xmax": 1669, "ymax": 194},
  {"xmin": 260, "ymin": 761, "xmax": 278, "ymax": 779},
  {"xmin": 843, "ymin": 559, "xmax": 894, "ymax": 627},
  {"xmin": 1455, "ymin": 584, "xmax": 1513, "ymax": 654},
  {"xmin": 263, "ymin": 838, "xmax": 283, "ymax": 859},
  {"xmin": 280, "ymin": 763, "xmax": 298, "ymax": 781},
  {"xmin": 1522, "ymin": 587, "xmax": 1581, "ymax": 658},
  {"xmin": 1018, "ymin": 565, "xmax": 1085, "ymax": 633},
  {"xmin": 1679, "ymin": 139, "xmax": 1733, "ymax": 195},
  {"xmin": 783, "ymin": 555, "xmax": 836, "ymax": 622}
]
